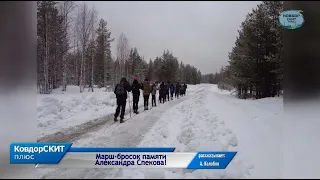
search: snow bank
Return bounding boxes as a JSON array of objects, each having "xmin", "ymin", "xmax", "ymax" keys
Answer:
[
  {"xmin": 207, "ymin": 84, "xmax": 282, "ymax": 178},
  {"xmin": 37, "ymin": 86, "xmax": 117, "ymax": 137},
  {"xmin": 283, "ymin": 100, "xmax": 320, "ymax": 178},
  {"xmin": 119, "ymin": 85, "xmax": 252, "ymax": 179},
  {"xmin": 37, "ymin": 84, "xmax": 199, "ymax": 138},
  {"xmin": 35, "ymin": 84, "xmax": 320, "ymax": 178}
]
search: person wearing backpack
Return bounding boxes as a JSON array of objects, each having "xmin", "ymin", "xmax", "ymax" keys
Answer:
[
  {"xmin": 114, "ymin": 77, "xmax": 131, "ymax": 123},
  {"xmin": 131, "ymin": 77, "xmax": 142, "ymax": 114},
  {"xmin": 142, "ymin": 78, "xmax": 151, "ymax": 110}
]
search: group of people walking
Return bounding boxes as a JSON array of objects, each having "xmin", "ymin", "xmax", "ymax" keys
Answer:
[{"xmin": 114, "ymin": 77, "xmax": 188, "ymax": 123}]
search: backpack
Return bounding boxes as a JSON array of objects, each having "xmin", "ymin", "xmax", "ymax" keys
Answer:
[
  {"xmin": 115, "ymin": 83, "xmax": 126, "ymax": 96},
  {"xmin": 170, "ymin": 86, "xmax": 174, "ymax": 93},
  {"xmin": 132, "ymin": 83, "xmax": 139, "ymax": 94}
]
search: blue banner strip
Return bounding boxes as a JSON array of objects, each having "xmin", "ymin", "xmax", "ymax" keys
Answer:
[
  {"xmin": 187, "ymin": 151, "xmax": 237, "ymax": 169},
  {"xmin": 10, "ymin": 142, "xmax": 73, "ymax": 164},
  {"xmin": 10, "ymin": 142, "xmax": 176, "ymax": 164},
  {"xmin": 68, "ymin": 147, "xmax": 176, "ymax": 152},
  {"xmin": 10, "ymin": 142, "xmax": 237, "ymax": 169}
]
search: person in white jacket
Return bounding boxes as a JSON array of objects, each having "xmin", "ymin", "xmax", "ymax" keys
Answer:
[{"xmin": 151, "ymin": 82, "xmax": 159, "ymax": 107}]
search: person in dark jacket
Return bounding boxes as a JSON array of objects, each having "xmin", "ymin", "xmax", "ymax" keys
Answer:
[
  {"xmin": 114, "ymin": 77, "xmax": 131, "ymax": 123},
  {"xmin": 183, "ymin": 83, "xmax": 187, "ymax": 96},
  {"xmin": 175, "ymin": 82, "xmax": 181, "ymax": 99},
  {"xmin": 170, "ymin": 83, "xmax": 175, "ymax": 100},
  {"xmin": 163, "ymin": 82, "xmax": 167, "ymax": 102},
  {"xmin": 131, "ymin": 77, "xmax": 142, "ymax": 114},
  {"xmin": 159, "ymin": 82, "xmax": 166, "ymax": 103},
  {"xmin": 142, "ymin": 78, "xmax": 151, "ymax": 110},
  {"xmin": 180, "ymin": 85, "xmax": 185, "ymax": 96}
]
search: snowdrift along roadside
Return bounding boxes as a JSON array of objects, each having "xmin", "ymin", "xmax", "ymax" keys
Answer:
[
  {"xmin": 35, "ymin": 84, "xmax": 284, "ymax": 179},
  {"xmin": 120, "ymin": 85, "xmax": 252, "ymax": 179},
  {"xmin": 37, "ymin": 85, "xmax": 199, "ymax": 138},
  {"xmin": 207, "ymin": 85, "xmax": 282, "ymax": 178},
  {"xmin": 37, "ymin": 86, "xmax": 117, "ymax": 137}
]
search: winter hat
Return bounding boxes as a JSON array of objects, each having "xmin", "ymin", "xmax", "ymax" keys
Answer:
[{"xmin": 121, "ymin": 77, "xmax": 127, "ymax": 82}]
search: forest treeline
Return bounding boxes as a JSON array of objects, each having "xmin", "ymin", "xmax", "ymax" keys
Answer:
[
  {"xmin": 38, "ymin": 1, "xmax": 283, "ymax": 99},
  {"xmin": 37, "ymin": 1, "xmax": 202, "ymax": 94},
  {"xmin": 202, "ymin": 1, "xmax": 283, "ymax": 99}
]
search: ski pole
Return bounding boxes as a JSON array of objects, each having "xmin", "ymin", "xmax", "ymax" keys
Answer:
[{"xmin": 129, "ymin": 94, "xmax": 132, "ymax": 119}]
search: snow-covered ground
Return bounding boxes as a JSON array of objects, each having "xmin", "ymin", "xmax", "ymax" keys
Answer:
[
  {"xmin": 282, "ymin": 100, "xmax": 320, "ymax": 179},
  {"xmin": 37, "ymin": 85, "xmax": 201, "ymax": 139},
  {"xmin": 32, "ymin": 84, "xmax": 283, "ymax": 179},
  {"xmin": 206, "ymin": 86, "xmax": 282, "ymax": 178},
  {"xmin": 37, "ymin": 86, "xmax": 146, "ymax": 138}
]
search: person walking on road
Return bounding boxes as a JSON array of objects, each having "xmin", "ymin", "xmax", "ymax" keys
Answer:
[
  {"xmin": 180, "ymin": 84, "xmax": 185, "ymax": 96},
  {"xmin": 183, "ymin": 83, "xmax": 187, "ymax": 96},
  {"xmin": 114, "ymin": 77, "xmax": 131, "ymax": 123},
  {"xmin": 142, "ymin": 78, "xmax": 151, "ymax": 110},
  {"xmin": 131, "ymin": 77, "xmax": 142, "ymax": 114},
  {"xmin": 170, "ymin": 83, "xmax": 175, "ymax": 100},
  {"xmin": 166, "ymin": 81, "xmax": 170, "ymax": 101},
  {"xmin": 151, "ymin": 82, "xmax": 158, "ymax": 107},
  {"xmin": 157, "ymin": 82, "xmax": 161, "ymax": 103},
  {"xmin": 175, "ymin": 82, "xmax": 181, "ymax": 99},
  {"xmin": 163, "ymin": 82, "xmax": 167, "ymax": 102},
  {"xmin": 159, "ymin": 82, "xmax": 165, "ymax": 103}
]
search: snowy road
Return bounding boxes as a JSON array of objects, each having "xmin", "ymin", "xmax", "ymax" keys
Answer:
[
  {"xmin": 34, "ymin": 84, "xmax": 281, "ymax": 179},
  {"xmin": 38, "ymin": 85, "xmax": 205, "ymax": 143}
]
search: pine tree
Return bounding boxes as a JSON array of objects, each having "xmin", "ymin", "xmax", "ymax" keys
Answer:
[
  {"xmin": 58, "ymin": 1, "xmax": 75, "ymax": 91},
  {"xmin": 37, "ymin": 1, "xmax": 64, "ymax": 94},
  {"xmin": 220, "ymin": 1, "xmax": 283, "ymax": 99},
  {"xmin": 37, "ymin": 2, "xmax": 204, "ymax": 93},
  {"xmin": 94, "ymin": 18, "xmax": 114, "ymax": 87},
  {"xmin": 161, "ymin": 50, "xmax": 179, "ymax": 82},
  {"xmin": 147, "ymin": 59, "xmax": 154, "ymax": 81}
]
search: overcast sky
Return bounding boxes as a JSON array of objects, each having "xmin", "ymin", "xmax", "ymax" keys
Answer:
[{"xmin": 85, "ymin": 1, "xmax": 260, "ymax": 74}]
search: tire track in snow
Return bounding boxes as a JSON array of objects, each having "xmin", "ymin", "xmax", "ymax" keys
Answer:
[{"xmin": 37, "ymin": 86, "xmax": 206, "ymax": 179}]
